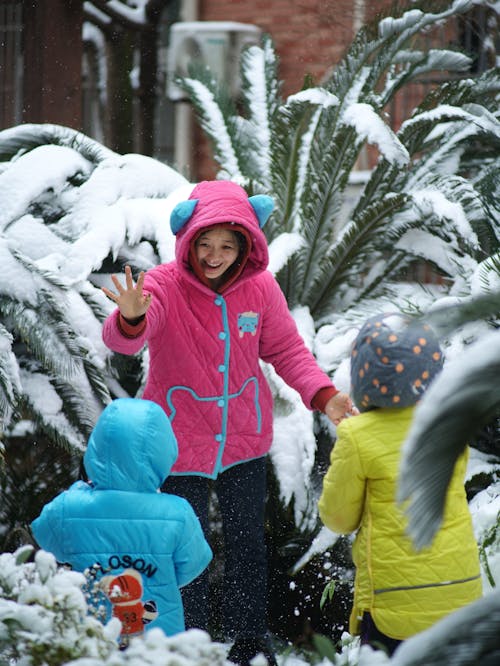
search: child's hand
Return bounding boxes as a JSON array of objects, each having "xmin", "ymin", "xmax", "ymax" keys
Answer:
[
  {"xmin": 102, "ymin": 265, "xmax": 152, "ymax": 320},
  {"xmin": 324, "ymin": 392, "xmax": 359, "ymax": 426}
]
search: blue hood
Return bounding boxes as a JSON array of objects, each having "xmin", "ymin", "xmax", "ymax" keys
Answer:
[{"xmin": 84, "ymin": 398, "xmax": 178, "ymax": 492}]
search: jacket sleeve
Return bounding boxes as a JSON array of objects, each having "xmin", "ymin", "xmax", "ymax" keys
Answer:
[
  {"xmin": 318, "ymin": 421, "xmax": 366, "ymax": 534},
  {"xmin": 258, "ymin": 275, "xmax": 335, "ymax": 408},
  {"xmin": 174, "ymin": 504, "xmax": 213, "ymax": 588}
]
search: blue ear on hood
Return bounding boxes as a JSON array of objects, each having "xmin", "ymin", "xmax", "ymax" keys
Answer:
[
  {"xmin": 249, "ymin": 194, "xmax": 274, "ymax": 228},
  {"xmin": 170, "ymin": 199, "xmax": 199, "ymax": 235}
]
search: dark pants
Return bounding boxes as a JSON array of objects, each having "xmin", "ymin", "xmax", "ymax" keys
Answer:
[
  {"xmin": 162, "ymin": 457, "xmax": 268, "ymax": 639},
  {"xmin": 360, "ymin": 612, "xmax": 402, "ymax": 657}
]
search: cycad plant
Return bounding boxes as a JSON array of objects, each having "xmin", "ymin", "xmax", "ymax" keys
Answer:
[
  {"xmin": 0, "ymin": 0, "xmax": 498, "ymax": 647},
  {"xmin": 177, "ymin": 0, "xmax": 500, "ymax": 640},
  {"xmin": 0, "ymin": 123, "xmax": 189, "ymax": 545}
]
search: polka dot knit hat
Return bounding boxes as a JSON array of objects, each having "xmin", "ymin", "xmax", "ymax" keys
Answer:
[{"xmin": 350, "ymin": 313, "xmax": 444, "ymax": 412}]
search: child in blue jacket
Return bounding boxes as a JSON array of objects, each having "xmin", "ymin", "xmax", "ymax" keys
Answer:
[{"xmin": 31, "ymin": 398, "xmax": 212, "ymax": 645}]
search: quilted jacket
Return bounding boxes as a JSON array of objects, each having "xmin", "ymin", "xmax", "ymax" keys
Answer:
[
  {"xmin": 102, "ymin": 181, "xmax": 334, "ymax": 478},
  {"xmin": 31, "ymin": 398, "xmax": 212, "ymax": 638},
  {"xmin": 318, "ymin": 406, "xmax": 482, "ymax": 640}
]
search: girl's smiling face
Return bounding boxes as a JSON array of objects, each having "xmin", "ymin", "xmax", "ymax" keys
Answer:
[{"xmin": 195, "ymin": 227, "xmax": 240, "ymax": 287}]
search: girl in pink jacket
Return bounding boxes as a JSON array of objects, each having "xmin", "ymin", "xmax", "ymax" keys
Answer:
[{"xmin": 102, "ymin": 180, "xmax": 354, "ymax": 666}]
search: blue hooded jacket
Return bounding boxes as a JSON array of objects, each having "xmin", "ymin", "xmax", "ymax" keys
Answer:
[{"xmin": 31, "ymin": 398, "xmax": 212, "ymax": 638}]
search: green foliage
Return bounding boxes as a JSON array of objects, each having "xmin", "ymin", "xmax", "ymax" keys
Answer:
[
  {"xmin": 0, "ymin": 123, "xmax": 188, "ymax": 548},
  {"xmin": 320, "ymin": 579, "xmax": 337, "ymax": 611},
  {"xmin": 179, "ymin": 0, "xmax": 500, "ymax": 644},
  {"xmin": 311, "ymin": 633, "xmax": 340, "ymax": 663},
  {"xmin": 398, "ymin": 293, "xmax": 500, "ymax": 548},
  {"xmin": 0, "ymin": 547, "xmax": 118, "ymax": 665},
  {"xmin": 0, "ymin": 1, "xmax": 499, "ymax": 652},
  {"xmin": 478, "ymin": 510, "xmax": 500, "ymax": 588},
  {"xmin": 0, "ymin": 547, "xmax": 233, "ymax": 666},
  {"xmin": 0, "ymin": 431, "xmax": 80, "ymax": 550},
  {"xmin": 179, "ymin": 0, "xmax": 500, "ymax": 477},
  {"xmin": 177, "ymin": 1, "xmax": 500, "ymax": 323}
]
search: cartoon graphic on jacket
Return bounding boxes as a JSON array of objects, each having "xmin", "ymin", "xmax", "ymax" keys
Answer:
[
  {"xmin": 102, "ymin": 180, "xmax": 337, "ymax": 478},
  {"xmin": 31, "ymin": 398, "xmax": 213, "ymax": 639},
  {"xmin": 98, "ymin": 568, "xmax": 158, "ymax": 637}
]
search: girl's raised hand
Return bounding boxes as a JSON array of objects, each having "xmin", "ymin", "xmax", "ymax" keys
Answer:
[{"xmin": 102, "ymin": 265, "xmax": 152, "ymax": 320}]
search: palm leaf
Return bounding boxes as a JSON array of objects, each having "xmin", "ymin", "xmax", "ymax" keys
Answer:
[
  {"xmin": 0, "ymin": 123, "xmax": 113, "ymax": 163},
  {"xmin": 18, "ymin": 370, "xmax": 88, "ymax": 452},
  {"xmin": 399, "ymin": 328, "xmax": 500, "ymax": 549},
  {"xmin": 306, "ymin": 192, "xmax": 409, "ymax": 317},
  {"xmin": 0, "ymin": 325, "xmax": 21, "ymax": 414},
  {"xmin": 177, "ymin": 65, "xmax": 244, "ymax": 181},
  {"xmin": 239, "ymin": 35, "xmax": 281, "ymax": 184}
]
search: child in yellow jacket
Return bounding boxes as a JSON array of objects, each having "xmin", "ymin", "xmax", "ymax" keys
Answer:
[{"xmin": 318, "ymin": 313, "xmax": 482, "ymax": 656}]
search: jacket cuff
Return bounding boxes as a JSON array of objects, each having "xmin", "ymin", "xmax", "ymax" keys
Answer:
[
  {"xmin": 312, "ymin": 386, "xmax": 339, "ymax": 412},
  {"xmin": 118, "ymin": 313, "xmax": 147, "ymax": 338}
]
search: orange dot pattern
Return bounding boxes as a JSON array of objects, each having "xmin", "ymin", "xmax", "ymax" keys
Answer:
[{"xmin": 350, "ymin": 313, "xmax": 444, "ymax": 412}]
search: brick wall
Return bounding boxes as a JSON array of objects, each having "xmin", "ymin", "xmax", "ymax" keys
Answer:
[
  {"xmin": 193, "ymin": 0, "xmax": 391, "ymax": 179},
  {"xmin": 199, "ymin": 0, "xmax": 390, "ymax": 97}
]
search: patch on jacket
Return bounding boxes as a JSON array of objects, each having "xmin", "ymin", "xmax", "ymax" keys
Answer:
[
  {"xmin": 238, "ymin": 311, "xmax": 259, "ymax": 337},
  {"xmin": 98, "ymin": 568, "xmax": 159, "ymax": 642}
]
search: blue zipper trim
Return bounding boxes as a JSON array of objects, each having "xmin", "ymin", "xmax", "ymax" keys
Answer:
[
  {"xmin": 213, "ymin": 294, "xmax": 230, "ymax": 474},
  {"xmin": 165, "ymin": 378, "xmax": 261, "ymax": 422},
  {"xmin": 165, "ymin": 294, "xmax": 262, "ymax": 477}
]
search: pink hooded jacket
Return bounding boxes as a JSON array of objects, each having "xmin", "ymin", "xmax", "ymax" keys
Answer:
[{"xmin": 102, "ymin": 180, "xmax": 335, "ymax": 478}]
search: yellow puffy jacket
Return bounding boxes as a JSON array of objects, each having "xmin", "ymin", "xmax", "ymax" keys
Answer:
[{"xmin": 318, "ymin": 406, "xmax": 482, "ymax": 640}]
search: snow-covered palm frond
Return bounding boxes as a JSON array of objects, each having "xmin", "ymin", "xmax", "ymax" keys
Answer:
[
  {"xmin": 0, "ymin": 325, "xmax": 21, "ymax": 417},
  {"xmin": 1, "ymin": 284, "xmax": 109, "ymax": 450},
  {"xmin": 328, "ymin": 0, "xmax": 477, "ymax": 109},
  {"xmin": 19, "ymin": 370, "xmax": 90, "ymax": 453},
  {"xmin": 307, "ymin": 193, "xmax": 409, "ymax": 317},
  {"xmin": 0, "ymin": 124, "xmax": 189, "ymax": 451},
  {"xmin": 475, "ymin": 165, "xmax": 500, "ymax": 250},
  {"xmin": 342, "ymin": 103, "xmax": 410, "ymax": 166},
  {"xmin": 267, "ymin": 96, "xmax": 330, "ymax": 244},
  {"xmin": 400, "ymin": 104, "xmax": 500, "ymax": 171},
  {"xmin": 391, "ymin": 183, "xmax": 482, "ymax": 286},
  {"xmin": 177, "ymin": 66, "xmax": 245, "ymax": 181},
  {"xmin": 476, "ymin": 253, "xmax": 500, "ymax": 292},
  {"xmin": 0, "ymin": 123, "xmax": 114, "ymax": 163},
  {"xmin": 399, "ymin": 321, "xmax": 500, "ymax": 549},
  {"xmin": 275, "ymin": 108, "xmax": 349, "ymax": 307},
  {"xmin": 239, "ymin": 36, "xmax": 281, "ymax": 184},
  {"xmin": 177, "ymin": 2, "xmax": 500, "ymax": 539},
  {"xmin": 426, "ymin": 289, "xmax": 500, "ymax": 336},
  {"xmin": 0, "ymin": 145, "xmax": 93, "ymax": 232},
  {"xmin": 2, "ymin": 298, "xmax": 79, "ymax": 382}
]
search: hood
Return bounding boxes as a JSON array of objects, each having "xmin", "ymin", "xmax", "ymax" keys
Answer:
[
  {"xmin": 84, "ymin": 398, "xmax": 178, "ymax": 492},
  {"xmin": 172, "ymin": 180, "xmax": 272, "ymax": 284},
  {"xmin": 350, "ymin": 313, "xmax": 443, "ymax": 412}
]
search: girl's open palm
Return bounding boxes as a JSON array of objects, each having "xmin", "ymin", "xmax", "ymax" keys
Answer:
[{"xmin": 102, "ymin": 265, "xmax": 152, "ymax": 320}]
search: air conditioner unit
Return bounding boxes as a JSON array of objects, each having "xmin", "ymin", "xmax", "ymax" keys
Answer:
[{"xmin": 166, "ymin": 21, "xmax": 262, "ymax": 101}]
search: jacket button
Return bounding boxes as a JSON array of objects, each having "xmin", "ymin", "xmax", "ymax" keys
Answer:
[
  {"xmin": 218, "ymin": 364, "xmax": 226, "ymax": 372},
  {"xmin": 215, "ymin": 434, "xmax": 223, "ymax": 442},
  {"xmin": 219, "ymin": 332, "xmax": 226, "ymax": 340},
  {"xmin": 217, "ymin": 399, "xmax": 224, "ymax": 407},
  {"xmin": 215, "ymin": 297, "xmax": 222, "ymax": 306}
]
